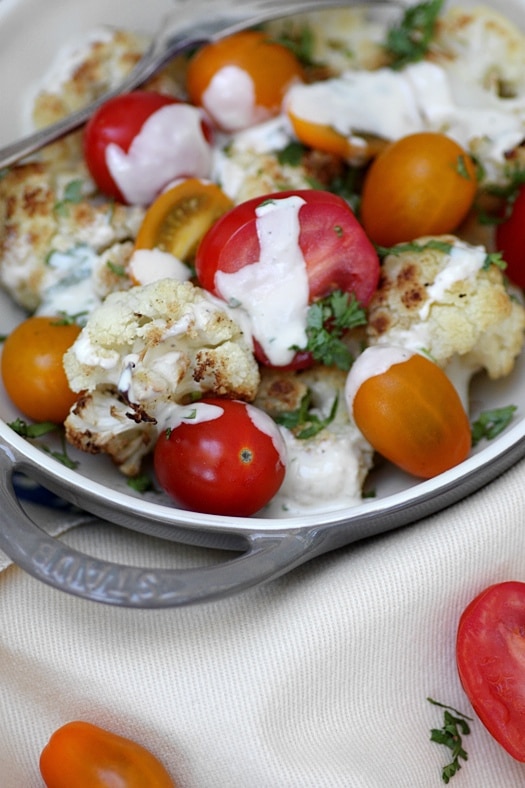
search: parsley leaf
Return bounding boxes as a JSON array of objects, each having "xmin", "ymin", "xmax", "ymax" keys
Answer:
[
  {"xmin": 376, "ymin": 239, "xmax": 454, "ymax": 258},
  {"xmin": 54, "ymin": 179, "xmax": 84, "ymax": 216},
  {"xmin": 428, "ymin": 698, "xmax": 472, "ymax": 784},
  {"xmin": 385, "ymin": 0, "xmax": 444, "ymax": 70},
  {"xmin": 277, "ymin": 141, "xmax": 307, "ymax": 167},
  {"xmin": 294, "ymin": 290, "xmax": 367, "ymax": 370},
  {"xmin": 8, "ymin": 418, "xmax": 79, "ymax": 469},
  {"xmin": 274, "ymin": 389, "xmax": 338, "ymax": 439},
  {"xmin": 471, "ymin": 405, "xmax": 517, "ymax": 445}
]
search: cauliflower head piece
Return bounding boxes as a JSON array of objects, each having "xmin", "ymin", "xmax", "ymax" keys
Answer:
[
  {"xmin": 64, "ymin": 278, "xmax": 259, "ymax": 475},
  {"xmin": 367, "ymin": 236, "xmax": 525, "ymax": 404}
]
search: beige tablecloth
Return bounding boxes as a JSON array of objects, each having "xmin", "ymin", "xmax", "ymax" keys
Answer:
[{"xmin": 1, "ymin": 458, "xmax": 525, "ymax": 787}]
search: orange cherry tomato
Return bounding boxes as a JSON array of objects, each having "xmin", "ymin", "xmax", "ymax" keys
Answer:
[
  {"xmin": 287, "ymin": 113, "xmax": 387, "ymax": 164},
  {"xmin": 39, "ymin": 721, "xmax": 177, "ymax": 788},
  {"xmin": 1, "ymin": 316, "xmax": 81, "ymax": 423},
  {"xmin": 359, "ymin": 132, "xmax": 478, "ymax": 247},
  {"xmin": 347, "ymin": 347, "xmax": 471, "ymax": 478},
  {"xmin": 134, "ymin": 178, "xmax": 234, "ymax": 261},
  {"xmin": 186, "ymin": 31, "xmax": 305, "ymax": 131}
]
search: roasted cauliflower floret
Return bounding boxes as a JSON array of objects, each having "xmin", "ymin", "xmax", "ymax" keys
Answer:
[
  {"xmin": 0, "ymin": 161, "xmax": 143, "ymax": 311},
  {"xmin": 367, "ymin": 236, "xmax": 525, "ymax": 403},
  {"xmin": 32, "ymin": 27, "xmax": 185, "ymax": 169},
  {"xmin": 255, "ymin": 365, "xmax": 374, "ymax": 516},
  {"xmin": 63, "ymin": 278, "xmax": 259, "ymax": 474}
]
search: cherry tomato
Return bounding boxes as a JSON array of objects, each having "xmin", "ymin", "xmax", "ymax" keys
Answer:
[
  {"xmin": 495, "ymin": 185, "xmax": 525, "ymax": 289},
  {"xmin": 134, "ymin": 178, "xmax": 234, "ymax": 261},
  {"xmin": 83, "ymin": 91, "xmax": 212, "ymax": 205},
  {"xmin": 359, "ymin": 132, "xmax": 478, "ymax": 247},
  {"xmin": 346, "ymin": 346, "xmax": 471, "ymax": 478},
  {"xmin": 1, "ymin": 316, "xmax": 81, "ymax": 424},
  {"xmin": 186, "ymin": 31, "xmax": 305, "ymax": 131},
  {"xmin": 287, "ymin": 110, "xmax": 388, "ymax": 164},
  {"xmin": 154, "ymin": 398, "xmax": 286, "ymax": 516},
  {"xmin": 39, "ymin": 720, "xmax": 176, "ymax": 787},
  {"xmin": 195, "ymin": 189, "xmax": 380, "ymax": 367},
  {"xmin": 457, "ymin": 581, "xmax": 525, "ymax": 762}
]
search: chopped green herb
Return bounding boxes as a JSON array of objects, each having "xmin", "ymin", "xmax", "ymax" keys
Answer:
[
  {"xmin": 9, "ymin": 418, "xmax": 79, "ymax": 469},
  {"xmin": 456, "ymin": 154, "xmax": 473, "ymax": 180},
  {"xmin": 428, "ymin": 697, "xmax": 472, "ymax": 784},
  {"xmin": 333, "ymin": 224, "xmax": 344, "ymax": 237},
  {"xmin": 482, "ymin": 251, "xmax": 506, "ymax": 271},
  {"xmin": 471, "ymin": 405, "xmax": 517, "ymax": 445},
  {"xmin": 293, "ymin": 290, "xmax": 367, "ymax": 370},
  {"xmin": 274, "ymin": 389, "xmax": 338, "ymax": 439},
  {"xmin": 385, "ymin": 0, "xmax": 444, "ymax": 70},
  {"xmin": 51, "ymin": 310, "xmax": 89, "ymax": 326},
  {"xmin": 270, "ymin": 24, "xmax": 316, "ymax": 65},
  {"xmin": 107, "ymin": 260, "xmax": 127, "ymax": 277},
  {"xmin": 54, "ymin": 179, "xmax": 84, "ymax": 215},
  {"xmin": 376, "ymin": 239, "xmax": 454, "ymax": 258},
  {"xmin": 277, "ymin": 140, "xmax": 307, "ymax": 167},
  {"xmin": 127, "ymin": 474, "xmax": 156, "ymax": 493}
]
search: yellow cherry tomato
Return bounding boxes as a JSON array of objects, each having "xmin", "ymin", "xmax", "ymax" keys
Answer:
[
  {"xmin": 287, "ymin": 112, "xmax": 388, "ymax": 164},
  {"xmin": 1, "ymin": 316, "xmax": 81, "ymax": 423},
  {"xmin": 348, "ymin": 348, "xmax": 471, "ymax": 478},
  {"xmin": 186, "ymin": 31, "xmax": 305, "ymax": 131},
  {"xmin": 39, "ymin": 721, "xmax": 177, "ymax": 788},
  {"xmin": 359, "ymin": 132, "xmax": 478, "ymax": 247},
  {"xmin": 134, "ymin": 178, "xmax": 234, "ymax": 261}
]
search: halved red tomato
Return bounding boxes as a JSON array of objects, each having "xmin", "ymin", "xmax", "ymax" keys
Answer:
[
  {"xmin": 195, "ymin": 190, "xmax": 379, "ymax": 367},
  {"xmin": 457, "ymin": 581, "xmax": 525, "ymax": 762}
]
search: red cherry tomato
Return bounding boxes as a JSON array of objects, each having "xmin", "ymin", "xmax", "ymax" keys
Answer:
[
  {"xmin": 495, "ymin": 185, "xmax": 525, "ymax": 289},
  {"xmin": 457, "ymin": 581, "xmax": 525, "ymax": 762},
  {"xmin": 83, "ymin": 91, "xmax": 212, "ymax": 205},
  {"xmin": 186, "ymin": 31, "xmax": 305, "ymax": 131},
  {"xmin": 154, "ymin": 398, "xmax": 286, "ymax": 516},
  {"xmin": 347, "ymin": 347, "xmax": 471, "ymax": 478},
  {"xmin": 195, "ymin": 190, "xmax": 380, "ymax": 367},
  {"xmin": 360, "ymin": 132, "xmax": 477, "ymax": 247}
]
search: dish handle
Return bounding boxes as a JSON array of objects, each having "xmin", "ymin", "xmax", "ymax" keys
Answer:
[{"xmin": 0, "ymin": 447, "xmax": 314, "ymax": 607}]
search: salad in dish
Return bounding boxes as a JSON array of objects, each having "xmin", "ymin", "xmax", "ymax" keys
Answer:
[{"xmin": 1, "ymin": 0, "xmax": 525, "ymax": 518}]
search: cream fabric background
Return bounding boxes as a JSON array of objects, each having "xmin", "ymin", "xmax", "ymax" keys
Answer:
[{"xmin": 1, "ymin": 458, "xmax": 525, "ymax": 786}]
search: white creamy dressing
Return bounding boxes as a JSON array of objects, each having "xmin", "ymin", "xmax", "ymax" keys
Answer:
[
  {"xmin": 106, "ymin": 103, "xmax": 212, "ymax": 205},
  {"xmin": 202, "ymin": 65, "xmax": 264, "ymax": 132},
  {"xmin": 419, "ymin": 241, "xmax": 487, "ymax": 320},
  {"xmin": 265, "ymin": 423, "xmax": 371, "ymax": 516},
  {"xmin": 36, "ymin": 245, "xmax": 102, "ymax": 320},
  {"xmin": 285, "ymin": 59, "xmax": 525, "ymax": 176},
  {"xmin": 214, "ymin": 195, "xmax": 310, "ymax": 366},
  {"xmin": 245, "ymin": 403, "xmax": 287, "ymax": 465},
  {"xmin": 345, "ymin": 345, "xmax": 414, "ymax": 413},
  {"xmin": 127, "ymin": 248, "xmax": 192, "ymax": 286}
]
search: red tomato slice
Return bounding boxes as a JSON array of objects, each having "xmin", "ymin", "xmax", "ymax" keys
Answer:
[
  {"xmin": 154, "ymin": 398, "xmax": 286, "ymax": 516},
  {"xmin": 457, "ymin": 581, "xmax": 525, "ymax": 761},
  {"xmin": 195, "ymin": 190, "xmax": 379, "ymax": 367},
  {"xmin": 196, "ymin": 189, "xmax": 378, "ymax": 303},
  {"xmin": 495, "ymin": 185, "xmax": 525, "ymax": 289}
]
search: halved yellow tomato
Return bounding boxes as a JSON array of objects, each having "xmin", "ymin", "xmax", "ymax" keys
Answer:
[{"xmin": 134, "ymin": 178, "xmax": 234, "ymax": 262}]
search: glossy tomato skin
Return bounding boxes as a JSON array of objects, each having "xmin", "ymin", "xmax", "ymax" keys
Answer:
[
  {"xmin": 348, "ymin": 348, "xmax": 471, "ymax": 478},
  {"xmin": 360, "ymin": 132, "xmax": 477, "ymax": 247},
  {"xmin": 186, "ymin": 31, "xmax": 304, "ymax": 131},
  {"xmin": 495, "ymin": 186, "xmax": 525, "ymax": 289},
  {"xmin": 195, "ymin": 189, "xmax": 380, "ymax": 305},
  {"xmin": 39, "ymin": 720, "xmax": 177, "ymax": 787},
  {"xmin": 83, "ymin": 91, "xmax": 179, "ymax": 202},
  {"xmin": 154, "ymin": 398, "xmax": 286, "ymax": 516},
  {"xmin": 1, "ymin": 316, "xmax": 81, "ymax": 423},
  {"xmin": 457, "ymin": 581, "xmax": 525, "ymax": 762}
]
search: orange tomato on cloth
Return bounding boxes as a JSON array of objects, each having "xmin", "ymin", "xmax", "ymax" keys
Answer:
[{"xmin": 39, "ymin": 721, "xmax": 177, "ymax": 787}]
